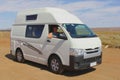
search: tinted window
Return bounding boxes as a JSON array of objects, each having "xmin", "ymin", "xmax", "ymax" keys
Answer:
[
  {"xmin": 26, "ymin": 14, "xmax": 37, "ymax": 20},
  {"xmin": 26, "ymin": 25, "xmax": 44, "ymax": 38}
]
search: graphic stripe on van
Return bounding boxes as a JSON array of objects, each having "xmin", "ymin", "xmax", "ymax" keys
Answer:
[{"xmin": 18, "ymin": 40, "xmax": 42, "ymax": 55}]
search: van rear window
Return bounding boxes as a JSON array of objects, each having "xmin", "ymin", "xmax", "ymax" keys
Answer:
[
  {"xmin": 25, "ymin": 25, "xmax": 44, "ymax": 38},
  {"xmin": 26, "ymin": 14, "xmax": 37, "ymax": 20}
]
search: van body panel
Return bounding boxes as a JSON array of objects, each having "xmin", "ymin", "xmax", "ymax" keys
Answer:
[
  {"xmin": 42, "ymin": 38, "xmax": 70, "ymax": 66},
  {"xmin": 70, "ymin": 37, "xmax": 101, "ymax": 49}
]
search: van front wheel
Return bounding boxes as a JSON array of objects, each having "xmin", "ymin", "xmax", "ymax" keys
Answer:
[
  {"xmin": 49, "ymin": 56, "xmax": 64, "ymax": 74},
  {"xmin": 16, "ymin": 49, "xmax": 25, "ymax": 63}
]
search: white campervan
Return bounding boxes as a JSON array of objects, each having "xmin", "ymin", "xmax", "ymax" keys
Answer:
[{"xmin": 11, "ymin": 7, "xmax": 102, "ymax": 74}]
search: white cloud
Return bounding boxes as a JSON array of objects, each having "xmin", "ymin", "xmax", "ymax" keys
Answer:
[
  {"xmin": 98, "ymin": 6, "xmax": 120, "ymax": 14},
  {"xmin": 0, "ymin": 0, "xmax": 110, "ymax": 12},
  {"xmin": 60, "ymin": 1, "xmax": 107, "ymax": 12},
  {"xmin": 0, "ymin": 0, "xmax": 62, "ymax": 12}
]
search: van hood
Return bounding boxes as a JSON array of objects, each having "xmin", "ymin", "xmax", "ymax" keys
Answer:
[{"xmin": 70, "ymin": 37, "xmax": 101, "ymax": 49}]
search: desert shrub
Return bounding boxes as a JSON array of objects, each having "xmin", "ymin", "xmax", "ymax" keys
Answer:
[{"xmin": 95, "ymin": 31, "xmax": 120, "ymax": 48}]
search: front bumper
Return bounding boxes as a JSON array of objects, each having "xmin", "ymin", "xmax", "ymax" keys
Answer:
[{"xmin": 64, "ymin": 54, "xmax": 102, "ymax": 70}]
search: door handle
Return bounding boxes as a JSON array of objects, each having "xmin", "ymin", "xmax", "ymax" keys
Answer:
[{"xmin": 47, "ymin": 40, "xmax": 51, "ymax": 42}]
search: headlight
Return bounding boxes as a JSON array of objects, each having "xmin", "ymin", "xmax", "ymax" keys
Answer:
[{"xmin": 70, "ymin": 48, "xmax": 85, "ymax": 56}]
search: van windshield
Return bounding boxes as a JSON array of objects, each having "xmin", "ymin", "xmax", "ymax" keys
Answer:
[{"xmin": 62, "ymin": 24, "xmax": 97, "ymax": 38}]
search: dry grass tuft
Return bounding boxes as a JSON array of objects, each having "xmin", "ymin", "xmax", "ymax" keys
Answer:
[
  {"xmin": 95, "ymin": 31, "xmax": 120, "ymax": 48},
  {"xmin": 0, "ymin": 31, "xmax": 10, "ymax": 39}
]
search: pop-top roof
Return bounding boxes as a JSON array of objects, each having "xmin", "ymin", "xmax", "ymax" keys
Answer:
[{"xmin": 14, "ymin": 7, "xmax": 83, "ymax": 25}]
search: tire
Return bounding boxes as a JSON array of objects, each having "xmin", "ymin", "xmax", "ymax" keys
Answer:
[
  {"xmin": 16, "ymin": 49, "xmax": 25, "ymax": 63},
  {"xmin": 49, "ymin": 56, "xmax": 64, "ymax": 74}
]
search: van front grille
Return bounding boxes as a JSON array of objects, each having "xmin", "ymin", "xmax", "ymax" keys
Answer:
[{"xmin": 85, "ymin": 47, "xmax": 99, "ymax": 54}]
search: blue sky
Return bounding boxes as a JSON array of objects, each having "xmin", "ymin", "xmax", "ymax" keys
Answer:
[{"xmin": 0, "ymin": 0, "xmax": 120, "ymax": 29}]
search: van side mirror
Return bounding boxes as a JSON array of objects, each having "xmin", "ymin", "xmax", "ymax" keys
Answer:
[
  {"xmin": 48, "ymin": 33, "xmax": 53, "ymax": 39},
  {"xmin": 58, "ymin": 33, "xmax": 67, "ymax": 40}
]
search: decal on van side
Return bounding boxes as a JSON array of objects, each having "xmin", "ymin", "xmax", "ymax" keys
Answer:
[{"xmin": 18, "ymin": 40, "xmax": 42, "ymax": 55}]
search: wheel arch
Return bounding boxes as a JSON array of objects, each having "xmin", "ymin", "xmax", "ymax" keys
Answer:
[
  {"xmin": 15, "ymin": 47, "xmax": 22, "ymax": 54},
  {"xmin": 15, "ymin": 47, "xmax": 24, "ymax": 57},
  {"xmin": 48, "ymin": 53, "xmax": 63, "ymax": 66}
]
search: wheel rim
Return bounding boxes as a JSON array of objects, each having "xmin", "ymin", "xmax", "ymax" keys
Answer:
[
  {"xmin": 51, "ymin": 58, "xmax": 59, "ymax": 72},
  {"xmin": 17, "ymin": 51, "xmax": 23, "ymax": 62}
]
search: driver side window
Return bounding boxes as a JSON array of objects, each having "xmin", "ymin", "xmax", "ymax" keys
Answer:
[{"xmin": 48, "ymin": 25, "xmax": 67, "ymax": 40}]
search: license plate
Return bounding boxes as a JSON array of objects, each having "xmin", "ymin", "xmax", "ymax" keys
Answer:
[{"xmin": 90, "ymin": 62, "xmax": 97, "ymax": 67}]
